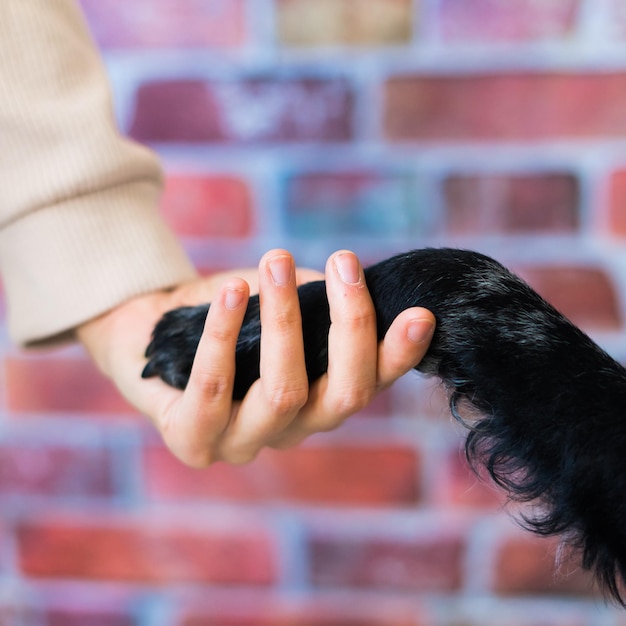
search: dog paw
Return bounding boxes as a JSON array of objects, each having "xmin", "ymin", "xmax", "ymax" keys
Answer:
[
  {"xmin": 142, "ymin": 305, "xmax": 208, "ymax": 390},
  {"xmin": 140, "ymin": 295, "xmax": 268, "ymax": 399},
  {"xmin": 142, "ymin": 280, "xmax": 330, "ymax": 399}
]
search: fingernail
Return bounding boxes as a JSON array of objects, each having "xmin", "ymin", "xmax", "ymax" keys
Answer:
[
  {"xmin": 334, "ymin": 252, "xmax": 361, "ymax": 285},
  {"xmin": 224, "ymin": 288, "xmax": 245, "ymax": 310},
  {"xmin": 407, "ymin": 319, "xmax": 435, "ymax": 344},
  {"xmin": 268, "ymin": 255, "xmax": 293, "ymax": 286}
]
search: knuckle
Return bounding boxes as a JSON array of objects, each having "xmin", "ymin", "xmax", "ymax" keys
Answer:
[
  {"xmin": 177, "ymin": 445, "xmax": 215, "ymax": 469},
  {"xmin": 204, "ymin": 324, "xmax": 238, "ymax": 344},
  {"xmin": 228, "ymin": 450, "xmax": 259, "ymax": 465},
  {"xmin": 219, "ymin": 444, "xmax": 260, "ymax": 465},
  {"xmin": 329, "ymin": 385, "xmax": 374, "ymax": 419},
  {"xmin": 269, "ymin": 310, "xmax": 300, "ymax": 334},
  {"xmin": 306, "ymin": 416, "xmax": 344, "ymax": 434},
  {"xmin": 180, "ymin": 438, "xmax": 261, "ymax": 467},
  {"xmin": 203, "ymin": 376, "xmax": 232, "ymax": 399},
  {"xmin": 339, "ymin": 309, "xmax": 377, "ymax": 333},
  {"xmin": 265, "ymin": 384, "xmax": 309, "ymax": 416},
  {"xmin": 186, "ymin": 453, "xmax": 212, "ymax": 469},
  {"xmin": 269, "ymin": 433, "xmax": 307, "ymax": 450},
  {"xmin": 192, "ymin": 366, "xmax": 232, "ymax": 398}
]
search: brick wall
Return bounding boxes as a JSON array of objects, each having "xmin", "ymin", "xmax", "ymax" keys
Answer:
[{"xmin": 3, "ymin": 0, "xmax": 626, "ymax": 624}]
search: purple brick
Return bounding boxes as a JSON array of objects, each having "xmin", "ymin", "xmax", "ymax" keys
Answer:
[
  {"xmin": 47, "ymin": 610, "xmax": 137, "ymax": 626},
  {"xmin": 438, "ymin": 0, "xmax": 578, "ymax": 41},
  {"xmin": 129, "ymin": 79, "xmax": 355, "ymax": 143},
  {"xmin": 310, "ymin": 532, "xmax": 465, "ymax": 592},
  {"xmin": 0, "ymin": 445, "xmax": 115, "ymax": 498},
  {"xmin": 79, "ymin": 0, "xmax": 246, "ymax": 49}
]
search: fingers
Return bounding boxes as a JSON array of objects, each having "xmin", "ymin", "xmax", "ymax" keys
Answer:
[
  {"xmin": 317, "ymin": 250, "xmax": 379, "ymax": 419},
  {"xmin": 161, "ymin": 277, "xmax": 250, "ymax": 467},
  {"xmin": 268, "ymin": 250, "xmax": 379, "ymax": 447},
  {"xmin": 257, "ymin": 251, "xmax": 309, "ymax": 412},
  {"xmin": 376, "ymin": 307, "xmax": 435, "ymax": 389},
  {"xmin": 218, "ymin": 250, "xmax": 310, "ymax": 462},
  {"xmin": 157, "ymin": 249, "xmax": 435, "ymax": 467},
  {"xmin": 160, "ymin": 250, "xmax": 313, "ymax": 466},
  {"xmin": 269, "ymin": 251, "xmax": 435, "ymax": 449}
]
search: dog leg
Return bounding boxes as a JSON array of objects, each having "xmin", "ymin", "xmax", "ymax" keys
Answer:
[{"xmin": 143, "ymin": 248, "xmax": 626, "ymax": 603}]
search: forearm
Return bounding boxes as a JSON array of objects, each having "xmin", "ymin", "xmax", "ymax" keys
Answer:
[{"xmin": 0, "ymin": 0, "xmax": 195, "ymax": 346}]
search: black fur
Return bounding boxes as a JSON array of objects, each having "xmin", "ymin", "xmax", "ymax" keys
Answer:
[{"xmin": 142, "ymin": 248, "xmax": 626, "ymax": 603}]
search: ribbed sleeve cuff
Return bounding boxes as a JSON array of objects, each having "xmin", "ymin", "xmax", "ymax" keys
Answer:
[{"xmin": 0, "ymin": 180, "xmax": 197, "ymax": 346}]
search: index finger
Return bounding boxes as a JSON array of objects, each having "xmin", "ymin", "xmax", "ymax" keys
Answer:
[{"xmin": 163, "ymin": 278, "xmax": 250, "ymax": 467}]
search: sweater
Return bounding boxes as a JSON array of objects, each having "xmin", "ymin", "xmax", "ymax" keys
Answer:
[{"xmin": 0, "ymin": 0, "xmax": 196, "ymax": 346}]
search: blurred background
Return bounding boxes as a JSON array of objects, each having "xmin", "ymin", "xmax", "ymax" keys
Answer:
[{"xmin": 2, "ymin": 0, "xmax": 626, "ymax": 624}]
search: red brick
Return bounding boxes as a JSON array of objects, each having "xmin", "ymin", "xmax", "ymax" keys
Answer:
[
  {"xmin": 435, "ymin": 448, "xmax": 505, "ymax": 510},
  {"xmin": 608, "ymin": 170, "xmax": 626, "ymax": 236},
  {"xmin": 181, "ymin": 597, "xmax": 422, "ymax": 626},
  {"xmin": 384, "ymin": 73, "xmax": 626, "ymax": 142},
  {"xmin": 438, "ymin": 0, "xmax": 578, "ymax": 41},
  {"xmin": 5, "ymin": 356, "xmax": 135, "ymax": 414},
  {"xmin": 443, "ymin": 173, "xmax": 579, "ymax": 234},
  {"xmin": 183, "ymin": 613, "xmax": 418, "ymax": 626},
  {"xmin": 160, "ymin": 175, "xmax": 254, "ymax": 237},
  {"xmin": 284, "ymin": 171, "xmax": 420, "ymax": 237},
  {"xmin": 276, "ymin": 0, "xmax": 412, "ymax": 46},
  {"xmin": 516, "ymin": 265, "xmax": 622, "ymax": 331},
  {"xmin": 18, "ymin": 519, "xmax": 275, "ymax": 584},
  {"xmin": 445, "ymin": 614, "xmax": 586, "ymax": 626},
  {"xmin": 79, "ymin": 0, "xmax": 246, "ymax": 49},
  {"xmin": 0, "ymin": 446, "xmax": 114, "ymax": 497},
  {"xmin": 129, "ymin": 79, "xmax": 354, "ymax": 143},
  {"xmin": 47, "ymin": 610, "xmax": 136, "ymax": 626},
  {"xmin": 494, "ymin": 535, "xmax": 597, "ymax": 597},
  {"xmin": 146, "ymin": 444, "xmax": 420, "ymax": 506},
  {"xmin": 310, "ymin": 532, "xmax": 465, "ymax": 591}
]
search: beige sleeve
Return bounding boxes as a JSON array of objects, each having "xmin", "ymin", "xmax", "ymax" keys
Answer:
[{"xmin": 0, "ymin": 0, "xmax": 197, "ymax": 346}]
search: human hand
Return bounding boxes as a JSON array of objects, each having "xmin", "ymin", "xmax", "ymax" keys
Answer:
[{"xmin": 78, "ymin": 249, "xmax": 435, "ymax": 467}]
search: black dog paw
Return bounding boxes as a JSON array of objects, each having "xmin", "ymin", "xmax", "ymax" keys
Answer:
[
  {"xmin": 143, "ymin": 280, "xmax": 330, "ymax": 399},
  {"xmin": 142, "ymin": 305, "xmax": 209, "ymax": 391}
]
